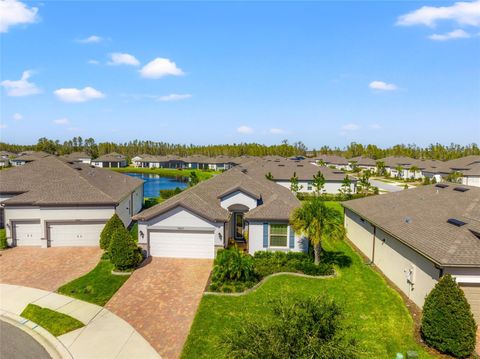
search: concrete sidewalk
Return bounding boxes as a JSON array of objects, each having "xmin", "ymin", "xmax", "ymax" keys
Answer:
[{"xmin": 0, "ymin": 284, "xmax": 160, "ymax": 359}]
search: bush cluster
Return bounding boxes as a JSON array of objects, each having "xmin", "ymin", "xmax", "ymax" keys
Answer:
[
  {"xmin": 209, "ymin": 248, "xmax": 334, "ymax": 293},
  {"xmin": 99, "ymin": 214, "xmax": 124, "ymax": 250},
  {"xmin": 222, "ymin": 296, "xmax": 357, "ymax": 358},
  {"xmin": 159, "ymin": 187, "xmax": 183, "ymax": 200},
  {"xmin": 421, "ymin": 274, "xmax": 477, "ymax": 358},
  {"xmin": 0, "ymin": 229, "xmax": 8, "ymax": 250},
  {"xmin": 109, "ymin": 227, "xmax": 143, "ymax": 271}
]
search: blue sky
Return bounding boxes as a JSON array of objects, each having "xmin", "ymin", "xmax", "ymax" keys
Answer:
[{"xmin": 1, "ymin": 0, "xmax": 479, "ymax": 148}]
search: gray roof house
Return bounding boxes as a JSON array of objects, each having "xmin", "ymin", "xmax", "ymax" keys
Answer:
[
  {"xmin": 343, "ymin": 183, "xmax": 480, "ymax": 322},
  {"xmin": 0, "ymin": 156, "xmax": 143, "ymax": 247},
  {"xmin": 10, "ymin": 151, "xmax": 50, "ymax": 166},
  {"xmin": 133, "ymin": 166, "xmax": 306, "ymax": 259},
  {"xmin": 92, "ymin": 152, "xmax": 128, "ymax": 168}
]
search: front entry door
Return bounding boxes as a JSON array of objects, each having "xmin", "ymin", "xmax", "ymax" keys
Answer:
[{"xmin": 234, "ymin": 213, "xmax": 244, "ymax": 239}]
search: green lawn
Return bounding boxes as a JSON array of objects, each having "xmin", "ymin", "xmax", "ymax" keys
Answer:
[
  {"xmin": 57, "ymin": 260, "xmax": 130, "ymax": 306},
  {"xmin": 21, "ymin": 304, "xmax": 84, "ymax": 336},
  {"xmin": 181, "ymin": 202, "xmax": 433, "ymax": 359},
  {"xmin": 110, "ymin": 166, "xmax": 219, "ymax": 181}
]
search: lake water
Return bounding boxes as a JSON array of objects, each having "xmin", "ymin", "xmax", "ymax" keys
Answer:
[{"xmin": 126, "ymin": 173, "xmax": 188, "ymax": 198}]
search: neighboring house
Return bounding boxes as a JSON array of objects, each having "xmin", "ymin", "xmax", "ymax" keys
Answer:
[
  {"xmin": 0, "ymin": 151, "xmax": 16, "ymax": 167},
  {"xmin": 461, "ymin": 163, "xmax": 480, "ymax": 187},
  {"xmin": 312, "ymin": 155, "xmax": 350, "ymax": 170},
  {"xmin": 0, "ymin": 156, "xmax": 143, "ymax": 247},
  {"xmin": 422, "ymin": 155, "xmax": 480, "ymax": 187},
  {"xmin": 92, "ymin": 152, "xmax": 128, "ymax": 168},
  {"xmin": 239, "ymin": 158, "xmax": 356, "ymax": 194},
  {"xmin": 348, "ymin": 156, "xmax": 377, "ymax": 172},
  {"xmin": 343, "ymin": 184, "xmax": 480, "ymax": 324},
  {"xmin": 61, "ymin": 151, "xmax": 92, "ymax": 164},
  {"xmin": 10, "ymin": 151, "xmax": 50, "ymax": 166},
  {"xmin": 133, "ymin": 167, "xmax": 306, "ymax": 259}
]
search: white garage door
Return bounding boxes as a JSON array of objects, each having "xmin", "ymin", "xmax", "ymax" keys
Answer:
[
  {"xmin": 49, "ymin": 223, "xmax": 104, "ymax": 247},
  {"xmin": 14, "ymin": 222, "xmax": 42, "ymax": 246},
  {"xmin": 460, "ymin": 283, "xmax": 480, "ymax": 324},
  {"xmin": 149, "ymin": 230, "xmax": 214, "ymax": 259}
]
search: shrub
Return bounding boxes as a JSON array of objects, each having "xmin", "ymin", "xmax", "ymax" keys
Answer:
[
  {"xmin": 159, "ymin": 187, "xmax": 183, "ymax": 200},
  {"xmin": 109, "ymin": 228, "xmax": 143, "ymax": 271},
  {"xmin": 100, "ymin": 214, "xmax": 124, "ymax": 250},
  {"xmin": 212, "ymin": 247, "xmax": 256, "ymax": 283},
  {"xmin": 421, "ymin": 274, "xmax": 477, "ymax": 358},
  {"xmin": 222, "ymin": 296, "xmax": 357, "ymax": 358},
  {"xmin": 0, "ymin": 229, "xmax": 8, "ymax": 250}
]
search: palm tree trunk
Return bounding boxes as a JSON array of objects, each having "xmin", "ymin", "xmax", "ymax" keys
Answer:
[{"xmin": 314, "ymin": 242, "xmax": 322, "ymax": 265}]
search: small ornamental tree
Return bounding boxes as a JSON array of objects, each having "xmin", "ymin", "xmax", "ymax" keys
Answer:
[
  {"xmin": 421, "ymin": 274, "xmax": 477, "ymax": 358},
  {"xmin": 109, "ymin": 228, "xmax": 143, "ymax": 271},
  {"xmin": 312, "ymin": 171, "xmax": 326, "ymax": 195},
  {"xmin": 100, "ymin": 214, "xmax": 124, "ymax": 250},
  {"xmin": 290, "ymin": 172, "xmax": 303, "ymax": 194}
]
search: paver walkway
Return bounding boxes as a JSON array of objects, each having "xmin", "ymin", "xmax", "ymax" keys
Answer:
[
  {"xmin": 0, "ymin": 284, "xmax": 160, "ymax": 359},
  {"xmin": 0, "ymin": 247, "xmax": 101, "ymax": 291},
  {"xmin": 106, "ymin": 258, "xmax": 212, "ymax": 359}
]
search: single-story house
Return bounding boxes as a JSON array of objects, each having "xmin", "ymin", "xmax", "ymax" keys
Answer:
[
  {"xmin": 0, "ymin": 151, "xmax": 16, "ymax": 167},
  {"xmin": 238, "ymin": 159, "xmax": 356, "ymax": 194},
  {"xmin": 92, "ymin": 152, "xmax": 128, "ymax": 168},
  {"xmin": 61, "ymin": 151, "xmax": 92, "ymax": 164},
  {"xmin": 132, "ymin": 167, "xmax": 307, "ymax": 259},
  {"xmin": 0, "ymin": 156, "xmax": 143, "ymax": 247},
  {"xmin": 348, "ymin": 156, "xmax": 377, "ymax": 172},
  {"xmin": 312, "ymin": 155, "xmax": 350, "ymax": 170},
  {"xmin": 343, "ymin": 184, "xmax": 480, "ymax": 324},
  {"xmin": 10, "ymin": 151, "xmax": 50, "ymax": 166}
]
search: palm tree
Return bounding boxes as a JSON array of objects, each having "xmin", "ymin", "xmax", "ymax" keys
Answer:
[{"xmin": 290, "ymin": 198, "xmax": 345, "ymax": 265}]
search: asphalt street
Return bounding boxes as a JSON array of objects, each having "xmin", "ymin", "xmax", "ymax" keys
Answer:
[{"xmin": 0, "ymin": 320, "xmax": 51, "ymax": 359}]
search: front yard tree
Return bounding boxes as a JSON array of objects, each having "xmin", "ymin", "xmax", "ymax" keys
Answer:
[
  {"xmin": 421, "ymin": 274, "xmax": 477, "ymax": 358},
  {"xmin": 189, "ymin": 171, "xmax": 199, "ymax": 187},
  {"xmin": 290, "ymin": 172, "xmax": 302, "ymax": 194},
  {"xmin": 290, "ymin": 197, "xmax": 345, "ymax": 265},
  {"xmin": 312, "ymin": 171, "xmax": 326, "ymax": 195},
  {"xmin": 100, "ymin": 214, "xmax": 124, "ymax": 250},
  {"xmin": 376, "ymin": 161, "xmax": 385, "ymax": 176},
  {"xmin": 109, "ymin": 228, "xmax": 142, "ymax": 271},
  {"xmin": 339, "ymin": 176, "xmax": 352, "ymax": 199},
  {"xmin": 395, "ymin": 165, "xmax": 404, "ymax": 179},
  {"xmin": 410, "ymin": 165, "xmax": 419, "ymax": 179}
]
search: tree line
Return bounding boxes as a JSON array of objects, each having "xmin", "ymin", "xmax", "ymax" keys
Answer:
[{"xmin": 0, "ymin": 137, "xmax": 478, "ymax": 161}]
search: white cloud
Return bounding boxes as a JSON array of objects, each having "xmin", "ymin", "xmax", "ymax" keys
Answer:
[
  {"xmin": 341, "ymin": 123, "xmax": 360, "ymax": 131},
  {"xmin": 369, "ymin": 80, "xmax": 398, "ymax": 91},
  {"xmin": 140, "ymin": 58, "xmax": 184, "ymax": 79},
  {"xmin": 397, "ymin": 0, "xmax": 480, "ymax": 27},
  {"xmin": 269, "ymin": 128, "xmax": 286, "ymax": 134},
  {"xmin": 371, "ymin": 123, "xmax": 381, "ymax": 129},
  {"xmin": 78, "ymin": 35, "xmax": 103, "ymax": 44},
  {"xmin": 108, "ymin": 52, "xmax": 140, "ymax": 66},
  {"xmin": 429, "ymin": 28, "xmax": 471, "ymax": 40},
  {"xmin": 88, "ymin": 59, "xmax": 100, "ymax": 65},
  {"xmin": 53, "ymin": 118, "xmax": 69, "ymax": 125},
  {"xmin": 0, "ymin": 0, "xmax": 39, "ymax": 33},
  {"xmin": 237, "ymin": 125, "xmax": 254, "ymax": 134},
  {"xmin": 157, "ymin": 93, "xmax": 192, "ymax": 102},
  {"xmin": 68, "ymin": 127, "xmax": 82, "ymax": 132},
  {"xmin": 13, "ymin": 113, "xmax": 22, "ymax": 121},
  {"xmin": 54, "ymin": 86, "xmax": 105, "ymax": 103},
  {"xmin": 1, "ymin": 70, "xmax": 41, "ymax": 96}
]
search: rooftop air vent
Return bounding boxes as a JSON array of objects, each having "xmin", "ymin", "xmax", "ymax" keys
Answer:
[
  {"xmin": 453, "ymin": 187, "xmax": 469, "ymax": 192},
  {"xmin": 447, "ymin": 218, "xmax": 466, "ymax": 227},
  {"xmin": 435, "ymin": 183, "xmax": 449, "ymax": 189},
  {"xmin": 404, "ymin": 216, "xmax": 412, "ymax": 224}
]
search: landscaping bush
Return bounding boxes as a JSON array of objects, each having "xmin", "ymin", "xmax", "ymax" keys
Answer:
[
  {"xmin": 109, "ymin": 228, "xmax": 143, "ymax": 271},
  {"xmin": 159, "ymin": 187, "xmax": 183, "ymax": 200},
  {"xmin": 100, "ymin": 214, "xmax": 124, "ymax": 250},
  {"xmin": 212, "ymin": 247, "xmax": 256, "ymax": 283},
  {"xmin": 421, "ymin": 274, "xmax": 477, "ymax": 358},
  {"xmin": 0, "ymin": 229, "xmax": 8, "ymax": 250},
  {"xmin": 222, "ymin": 296, "xmax": 357, "ymax": 358}
]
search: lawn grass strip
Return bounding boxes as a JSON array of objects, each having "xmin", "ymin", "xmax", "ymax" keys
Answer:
[
  {"xmin": 204, "ymin": 271, "xmax": 337, "ymax": 297},
  {"xmin": 20, "ymin": 304, "xmax": 84, "ymax": 337}
]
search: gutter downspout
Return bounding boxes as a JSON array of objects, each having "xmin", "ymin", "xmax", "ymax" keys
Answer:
[{"xmin": 371, "ymin": 226, "xmax": 376, "ymax": 265}]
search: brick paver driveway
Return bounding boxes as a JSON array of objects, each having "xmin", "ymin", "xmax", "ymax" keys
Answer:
[
  {"xmin": 0, "ymin": 247, "xmax": 101, "ymax": 291},
  {"xmin": 106, "ymin": 258, "xmax": 212, "ymax": 359}
]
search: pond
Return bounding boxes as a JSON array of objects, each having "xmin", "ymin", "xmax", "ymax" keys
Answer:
[{"xmin": 125, "ymin": 172, "xmax": 188, "ymax": 198}]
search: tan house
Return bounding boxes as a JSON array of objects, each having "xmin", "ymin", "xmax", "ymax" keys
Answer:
[{"xmin": 343, "ymin": 183, "xmax": 480, "ymax": 324}]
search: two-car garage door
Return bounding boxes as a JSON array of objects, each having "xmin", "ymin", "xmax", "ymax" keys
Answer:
[
  {"xmin": 48, "ymin": 223, "xmax": 104, "ymax": 247},
  {"xmin": 149, "ymin": 229, "xmax": 215, "ymax": 259}
]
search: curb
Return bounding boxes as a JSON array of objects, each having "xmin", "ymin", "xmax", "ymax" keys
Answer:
[
  {"xmin": 204, "ymin": 271, "xmax": 337, "ymax": 297},
  {"xmin": 0, "ymin": 312, "xmax": 73, "ymax": 359}
]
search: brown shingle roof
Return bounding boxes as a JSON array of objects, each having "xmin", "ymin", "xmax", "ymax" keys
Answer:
[
  {"xmin": 343, "ymin": 184, "xmax": 480, "ymax": 267},
  {"xmin": 0, "ymin": 156, "xmax": 142, "ymax": 206},
  {"xmin": 133, "ymin": 167, "xmax": 300, "ymax": 222},
  {"xmin": 93, "ymin": 152, "xmax": 127, "ymax": 162}
]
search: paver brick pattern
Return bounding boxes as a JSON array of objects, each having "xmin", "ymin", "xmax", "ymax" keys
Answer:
[
  {"xmin": 0, "ymin": 247, "xmax": 102, "ymax": 292},
  {"xmin": 106, "ymin": 258, "xmax": 213, "ymax": 359}
]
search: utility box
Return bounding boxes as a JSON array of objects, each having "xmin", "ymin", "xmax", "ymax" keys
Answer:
[{"xmin": 406, "ymin": 351, "xmax": 419, "ymax": 359}]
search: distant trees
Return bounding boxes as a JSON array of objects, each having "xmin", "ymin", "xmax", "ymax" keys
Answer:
[{"xmin": 0, "ymin": 138, "xmax": 478, "ymax": 161}]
